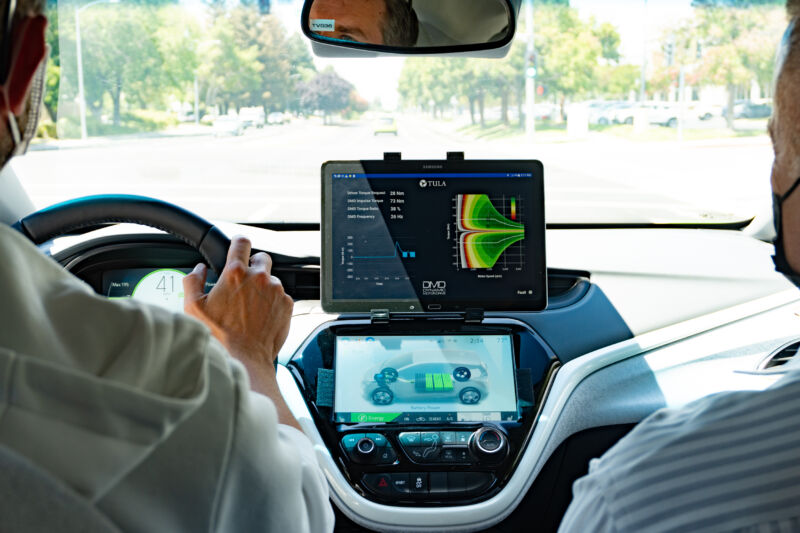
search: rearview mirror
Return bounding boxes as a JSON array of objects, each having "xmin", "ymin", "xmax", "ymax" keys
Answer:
[{"xmin": 301, "ymin": 0, "xmax": 517, "ymax": 54}]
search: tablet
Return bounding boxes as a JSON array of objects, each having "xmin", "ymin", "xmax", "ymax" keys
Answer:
[{"xmin": 321, "ymin": 159, "xmax": 546, "ymax": 313}]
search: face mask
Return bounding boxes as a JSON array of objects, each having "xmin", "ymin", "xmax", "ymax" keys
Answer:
[
  {"xmin": 6, "ymin": 50, "xmax": 47, "ymax": 158},
  {"xmin": 773, "ymin": 176, "xmax": 800, "ymax": 287}
]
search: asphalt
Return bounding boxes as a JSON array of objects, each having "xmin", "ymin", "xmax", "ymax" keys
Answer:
[{"xmin": 15, "ymin": 115, "xmax": 773, "ymax": 224}]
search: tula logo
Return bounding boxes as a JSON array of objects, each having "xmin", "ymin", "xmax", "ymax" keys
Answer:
[{"xmin": 419, "ymin": 179, "xmax": 446, "ymax": 188}]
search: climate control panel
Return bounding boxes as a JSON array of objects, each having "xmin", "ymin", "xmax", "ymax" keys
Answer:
[{"xmin": 337, "ymin": 426, "xmax": 510, "ymax": 503}]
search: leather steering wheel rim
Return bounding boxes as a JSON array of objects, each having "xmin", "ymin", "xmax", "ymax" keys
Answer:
[{"xmin": 12, "ymin": 195, "xmax": 230, "ymax": 274}]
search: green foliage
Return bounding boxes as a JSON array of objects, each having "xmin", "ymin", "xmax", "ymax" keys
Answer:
[
  {"xmin": 691, "ymin": 0, "xmax": 782, "ymax": 6},
  {"xmin": 298, "ymin": 69, "xmax": 354, "ymax": 121},
  {"xmin": 45, "ymin": 2, "xmax": 321, "ymax": 138},
  {"xmin": 535, "ymin": 6, "xmax": 601, "ymax": 104},
  {"xmin": 596, "ymin": 64, "xmax": 639, "ymax": 99},
  {"xmin": 594, "ymin": 22, "xmax": 621, "ymax": 63},
  {"xmin": 647, "ymin": 4, "xmax": 784, "ymax": 128},
  {"xmin": 398, "ymin": 4, "xmax": 622, "ymax": 127}
]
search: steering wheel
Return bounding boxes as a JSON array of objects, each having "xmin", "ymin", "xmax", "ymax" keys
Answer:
[{"xmin": 11, "ymin": 195, "xmax": 230, "ymax": 274}]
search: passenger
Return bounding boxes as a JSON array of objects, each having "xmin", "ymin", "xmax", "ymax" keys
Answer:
[
  {"xmin": 0, "ymin": 0, "xmax": 334, "ymax": 531},
  {"xmin": 560, "ymin": 2, "xmax": 800, "ymax": 530},
  {"xmin": 309, "ymin": 0, "xmax": 418, "ymax": 46}
]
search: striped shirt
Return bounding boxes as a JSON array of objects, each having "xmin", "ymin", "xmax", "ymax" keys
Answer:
[{"xmin": 559, "ymin": 368, "xmax": 800, "ymax": 533}]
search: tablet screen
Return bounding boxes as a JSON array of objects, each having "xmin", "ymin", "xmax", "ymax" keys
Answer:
[{"xmin": 322, "ymin": 160, "xmax": 546, "ymax": 312}]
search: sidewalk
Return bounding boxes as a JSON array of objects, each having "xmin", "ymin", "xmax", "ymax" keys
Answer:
[{"xmin": 30, "ymin": 124, "xmax": 214, "ymax": 152}]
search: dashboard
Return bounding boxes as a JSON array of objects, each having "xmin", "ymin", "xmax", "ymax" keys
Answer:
[{"xmin": 52, "ymin": 221, "xmax": 800, "ymax": 532}]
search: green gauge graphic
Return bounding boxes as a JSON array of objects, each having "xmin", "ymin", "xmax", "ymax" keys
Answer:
[
  {"xmin": 131, "ymin": 269, "xmax": 186, "ymax": 313},
  {"xmin": 457, "ymin": 194, "xmax": 525, "ymax": 269}
]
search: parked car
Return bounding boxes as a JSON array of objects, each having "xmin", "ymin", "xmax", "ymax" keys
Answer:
[
  {"xmin": 267, "ymin": 111, "xmax": 287, "ymax": 125},
  {"xmin": 642, "ymin": 102, "xmax": 679, "ymax": 128},
  {"xmin": 364, "ymin": 351, "xmax": 489, "ymax": 406},
  {"xmin": 611, "ymin": 102, "xmax": 636, "ymax": 125},
  {"xmin": 587, "ymin": 101, "xmax": 619, "ymax": 126},
  {"xmin": 722, "ymin": 100, "xmax": 772, "ymax": 119},
  {"xmin": 239, "ymin": 107, "xmax": 265, "ymax": 128},
  {"xmin": 212, "ymin": 114, "xmax": 244, "ymax": 136}
]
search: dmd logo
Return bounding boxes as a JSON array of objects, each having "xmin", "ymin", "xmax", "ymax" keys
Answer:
[{"xmin": 422, "ymin": 280, "xmax": 446, "ymax": 295}]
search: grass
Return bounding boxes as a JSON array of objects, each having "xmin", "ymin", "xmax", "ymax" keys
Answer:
[
  {"xmin": 457, "ymin": 120, "xmax": 568, "ymax": 141},
  {"xmin": 594, "ymin": 123, "xmax": 766, "ymax": 142},
  {"xmin": 456, "ymin": 118, "xmax": 768, "ymax": 143}
]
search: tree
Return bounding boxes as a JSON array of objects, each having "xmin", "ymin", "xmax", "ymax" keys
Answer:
[
  {"xmin": 597, "ymin": 64, "xmax": 639, "ymax": 99},
  {"xmin": 534, "ymin": 5, "xmax": 602, "ymax": 118},
  {"xmin": 692, "ymin": 5, "xmax": 783, "ymax": 128},
  {"xmin": 299, "ymin": 69, "xmax": 354, "ymax": 123},
  {"xmin": 199, "ymin": 9, "xmax": 263, "ymax": 114},
  {"xmin": 594, "ymin": 22, "xmax": 621, "ymax": 64}
]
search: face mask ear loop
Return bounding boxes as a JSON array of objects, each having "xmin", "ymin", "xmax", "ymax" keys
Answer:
[{"xmin": 780, "ymin": 176, "xmax": 800, "ymax": 205}]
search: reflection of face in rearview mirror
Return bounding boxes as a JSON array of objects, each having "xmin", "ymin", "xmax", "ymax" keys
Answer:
[
  {"xmin": 306, "ymin": 0, "xmax": 514, "ymax": 50},
  {"xmin": 309, "ymin": 0, "xmax": 418, "ymax": 46}
]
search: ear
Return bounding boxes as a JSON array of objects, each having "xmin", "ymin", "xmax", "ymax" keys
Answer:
[{"xmin": 5, "ymin": 15, "xmax": 47, "ymax": 116}]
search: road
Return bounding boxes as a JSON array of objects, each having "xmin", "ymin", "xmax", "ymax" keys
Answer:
[{"xmin": 14, "ymin": 115, "xmax": 774, "ymax": 224}]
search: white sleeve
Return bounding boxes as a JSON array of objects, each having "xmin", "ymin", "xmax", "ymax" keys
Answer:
[
  {"xmin": 558, "ymin": 461, "xmax": 617, "ymax": 533},
  {"xmin": 275, "ymin": 424, "xmax": 335, "ymax": 533},
  {"xmin": 212, "ymin": 357, "xmax": 334, "ymax": 533}
]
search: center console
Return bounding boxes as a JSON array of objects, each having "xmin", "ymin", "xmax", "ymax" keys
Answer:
[
  {"xmin": 293, "ymin": 155, "xmax": 556, "ymax": 506},
  {"xmin": 288, "ymin": 317, "xmax": 557, "ymax": 505}
]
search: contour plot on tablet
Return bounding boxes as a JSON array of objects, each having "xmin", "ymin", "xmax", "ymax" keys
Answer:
[{"xmin": 456, "ymin": 194, "xmax": 525, "ymax": 269}]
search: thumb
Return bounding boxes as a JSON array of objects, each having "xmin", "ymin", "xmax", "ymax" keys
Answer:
[{"xmin": 183, "ymin": 263, "xmax": 207, "ymax": 312}]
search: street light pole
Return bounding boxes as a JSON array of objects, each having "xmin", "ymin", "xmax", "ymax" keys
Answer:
[
  {"xmin": 75, "ymin": 0, "xmax": 118, "ymax": 140},
  {"xmin": 524, "ymin": 0, "xmax": 535, "ymax": 138},
  {"xmin": 639, "ymin": 0, "xmax": 648, "ymax": 102},
  {"xmin": 75, "ymin": 6, "xmax": 87, "ymax": 139}
]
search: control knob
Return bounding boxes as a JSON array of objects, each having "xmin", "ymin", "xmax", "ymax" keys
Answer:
[
  {"xmin": 353, "ymin": 437, "xmax": 377, "ymax": 463},
  {"xmin": 470, "ymin": 427, "xmax": 508, "ymax": 461}
]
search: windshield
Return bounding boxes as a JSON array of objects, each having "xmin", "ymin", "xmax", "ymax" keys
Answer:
[{"xmin": 17, "ymin": 0, "xmax": 785, "ymax": 224}]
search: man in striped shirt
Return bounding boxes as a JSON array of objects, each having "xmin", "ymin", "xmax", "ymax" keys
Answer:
[{"xmin": 560, "ymin": 2, "xmax": 800, "ymax": 531}]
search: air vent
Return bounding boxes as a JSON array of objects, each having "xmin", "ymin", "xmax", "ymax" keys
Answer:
[
  {"xmin": 762, "ymin": 340, "xmax": 800, "ymax": 370},
  {"xmin": 278, "ymin": 265, "xmax": 321, "ymax": 300}
]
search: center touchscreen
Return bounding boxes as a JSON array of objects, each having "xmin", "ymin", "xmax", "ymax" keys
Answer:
[
  {"xmin": 334, "ymin": 334, "xmax": 519, "ymax": 424},
  {"xmin": 322, "ymin": 160, "xmax": 546, "ymax": 312}
]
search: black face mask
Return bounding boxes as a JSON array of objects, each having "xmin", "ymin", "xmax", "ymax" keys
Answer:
[{"xmin": 773, "ymin": 176, "xmax": 800, "ymax": 287}]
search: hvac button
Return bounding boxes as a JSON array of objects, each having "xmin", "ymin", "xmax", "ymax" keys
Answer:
[
  {"xmin": 398, "ymin": 432, "xmax": 421, "ymax": 447},
  {"xmin": 455, "ymin": 432, "xmax": 471, "ymax": 445},
  {"xmin": 420, "ymin": 432, "xmax": 441, "ymax": 446}
]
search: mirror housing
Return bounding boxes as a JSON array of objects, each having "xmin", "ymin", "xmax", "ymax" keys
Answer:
[{"xmin": 301, "ymin": 0, "xmax": 519, "ymax": 57}]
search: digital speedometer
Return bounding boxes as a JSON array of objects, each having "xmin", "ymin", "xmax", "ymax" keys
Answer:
[
  {"xmin": 130, "ymin": 269, "xmax": 187, "ymax": 312},
  {"xmin": 103, "ymin": 267, "xmax": 218, "ymax": 313}
]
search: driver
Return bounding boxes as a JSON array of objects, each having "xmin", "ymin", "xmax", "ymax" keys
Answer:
[
  {"xmin": 0, "ymin": 0, "xmax": 334, "ymax": 531},
  {"xmin": 560, "ymin": 2, "xmax": 800, "ymax": 530},
  {"xmin": 309, "ymin": 0, "xmax": 418, "ymax": 46}
]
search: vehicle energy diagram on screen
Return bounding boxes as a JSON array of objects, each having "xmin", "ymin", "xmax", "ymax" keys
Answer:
[{"xmin": 334, "ymin": 335, "xmax": 518, "ymax": 424}]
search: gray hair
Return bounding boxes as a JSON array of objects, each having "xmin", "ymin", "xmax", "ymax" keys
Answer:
[
  {"xmin": 382, "ymin": 0, "xmax": 418, "ymax": 47},
  {"xmin": 790, "ymin": 0, "xmax": 799, "ymax": 20}
]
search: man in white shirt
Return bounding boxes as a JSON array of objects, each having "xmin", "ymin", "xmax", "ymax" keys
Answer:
[
  {"xmin": 0, "ymin": 0, "xmax": 334, "ymax": 531},
  {"xmin": 560, "ymin": 2, "xmax": 800, "ymax": 531}
]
